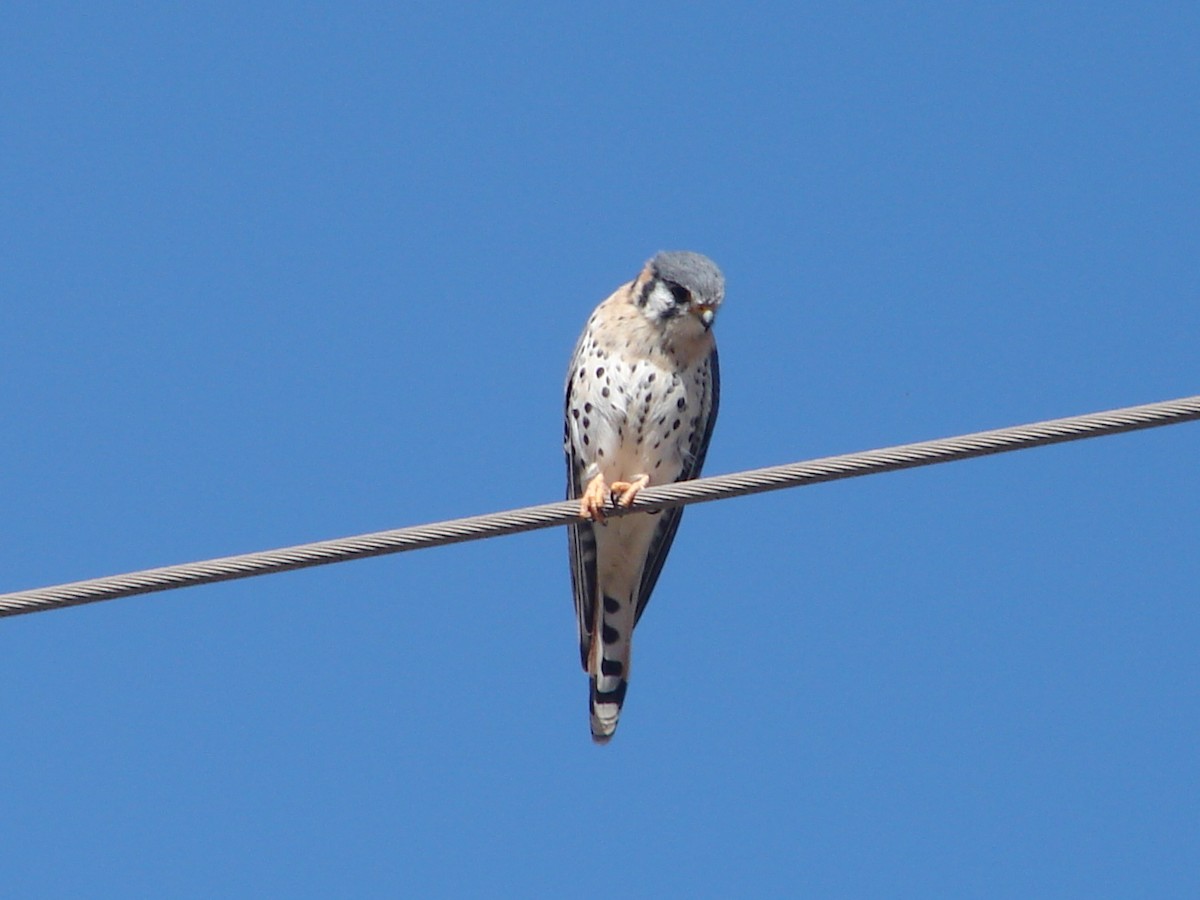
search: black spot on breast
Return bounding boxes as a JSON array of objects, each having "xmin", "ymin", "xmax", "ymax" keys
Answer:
[
  {"xmin": 584, "ymin": 403, "xmax": 593, "ymax": 413},
  {"xmin": 603, "ymin": 596, "xmax": 620, "ymax": 614},
  {"xmin": 596, "ymin": 367, "xmax": 605, "ymax": 377},
  {"xmin": 572, "ymin": 408, "xmax": 580, "ymax": 419},
  {"xmin": 602, "ymin": 624, "xmax": 620, "ymax": 644},
  {"xmin": 597, "ymin": 447, "xmax": 605, "ymax": 457},
  {"xmin": 583, "ymin": 435, "xmax": 590, "ymax": 445},
  {"xmin": 582, "ymin": 417, "xmax": 590, "ymax": 428},
  {"xmin": 676, "ymin": 397, "xmax": 686, "ymax": 409},
  {"xmin": 672, "ymin": 419, "xmax": 681, "ymax": 431},
  {"xmin": 602, "ymin": 387, "xmax": 610, "ymax": 398},
  {"xmin": 647, "ymin": 373, "xmax": 656, "ymax": 382}
]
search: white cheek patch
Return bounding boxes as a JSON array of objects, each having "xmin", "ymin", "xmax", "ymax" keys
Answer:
[
  {"xmin": 647, "ymin": 282, "xmax": 675, "ymax": 307},
  {"xmin": 643, "ymin": 281, "xmax": 687, "ymax": 321}
]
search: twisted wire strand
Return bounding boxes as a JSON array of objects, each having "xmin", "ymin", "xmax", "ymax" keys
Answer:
[{"xmin": 2, "ymin": 394, "xmax": 1197, "ymax": 619}]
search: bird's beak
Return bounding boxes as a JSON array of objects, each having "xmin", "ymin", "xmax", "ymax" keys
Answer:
[{"xmin": 695, "ymin": 304, "xmax": 715, "ymax": 329}]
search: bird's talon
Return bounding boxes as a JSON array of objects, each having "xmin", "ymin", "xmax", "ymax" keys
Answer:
[
  {"xmin": 579, "ymin": 474, "xmax": 610, "ymax": 522},
  {"xmin": 609, "ymin": 475, "xmax": 650, "ymax": 508}
]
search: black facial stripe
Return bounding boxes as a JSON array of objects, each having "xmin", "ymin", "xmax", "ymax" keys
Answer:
[{"xmin": 637, "ymin": 278, "xmax": 654, "ymax": 307}]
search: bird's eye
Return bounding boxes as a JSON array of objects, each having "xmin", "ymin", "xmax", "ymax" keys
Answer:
[{"xmin": 666, "ymin": 282, "xmax": 691, "ymax": 305}]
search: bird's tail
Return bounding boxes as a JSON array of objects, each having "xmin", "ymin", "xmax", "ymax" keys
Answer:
[
  {"xmin": 589, "ymin": 675, "xmax": 628, "ymax": 744},
  {"xmin": 589, "ymin": 593, "xmax": 632, "ymax": 744}
]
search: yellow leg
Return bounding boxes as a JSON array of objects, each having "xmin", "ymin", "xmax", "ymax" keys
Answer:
[
  {"xmin": 609, "ymin": 474, "xmax": 650, "ymax": 508},
  {"xmin": 579, "ymin": 473, "xmax": 610, "ymax": 522}
]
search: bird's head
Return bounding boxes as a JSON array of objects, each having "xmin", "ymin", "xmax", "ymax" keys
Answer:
[{"xmin": 634, "ymin": 251, "xmax": 724, "ymax": 334}]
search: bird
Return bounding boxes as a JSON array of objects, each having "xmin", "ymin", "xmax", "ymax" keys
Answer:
[{"xmin": 564, "ymin": 250, "xmax": 723, "ymax": 743}]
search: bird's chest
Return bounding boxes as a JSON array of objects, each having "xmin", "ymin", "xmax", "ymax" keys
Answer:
[{"xmin": 580, "ymin": 352, "xmax": 700, "ymax": 481}]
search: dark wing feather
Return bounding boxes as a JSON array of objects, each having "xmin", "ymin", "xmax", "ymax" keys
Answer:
[
  {"xmin": 565, "ymin": 351, "xmax": 598, "ymax": 671},
  {"xmin": 633, "ymin": 346, "xmax": 720, "ymax": 625}
]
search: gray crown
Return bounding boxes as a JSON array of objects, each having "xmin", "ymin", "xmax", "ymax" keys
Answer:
[{"xmin": 648, "ymin": 251, "xmax": 725, "ymax": 303}]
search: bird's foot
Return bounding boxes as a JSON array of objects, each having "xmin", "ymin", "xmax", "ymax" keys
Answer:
[
  {"xmin": 579, "ymin": 474, "xmax": 610, "ymax": 522},
  {"xmin": 610, "ymin": 474, "xmax": 650, "ymax": 508}
]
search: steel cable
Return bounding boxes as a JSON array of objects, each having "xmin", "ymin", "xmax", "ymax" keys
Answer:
[{"xmin": 2, "ymin": 394, "xmax": 1197, "ymax": 619}]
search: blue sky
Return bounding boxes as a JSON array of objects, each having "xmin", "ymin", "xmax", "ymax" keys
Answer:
[{"xmin": 2, "ymin": 3, "xmax": 1197, "ymax": 896}]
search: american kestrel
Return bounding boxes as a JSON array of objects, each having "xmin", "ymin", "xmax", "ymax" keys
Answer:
[{"xmin": 564, "ymin": 251, "xmax": 723, "ymax": 743}]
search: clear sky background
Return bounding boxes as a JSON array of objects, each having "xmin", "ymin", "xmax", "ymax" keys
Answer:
[{"xmin": 3, "ymin": 3, "xmax": 1197, "ymax": 896}]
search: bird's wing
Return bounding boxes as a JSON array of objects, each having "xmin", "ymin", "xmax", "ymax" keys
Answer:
[
  {"xmin": 633, "ymin": 345, "xmax": 720, "ymax": 625},
  {"xmin": 565, "ymin": 335, "xmax": 599, "ymax": 671}
]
